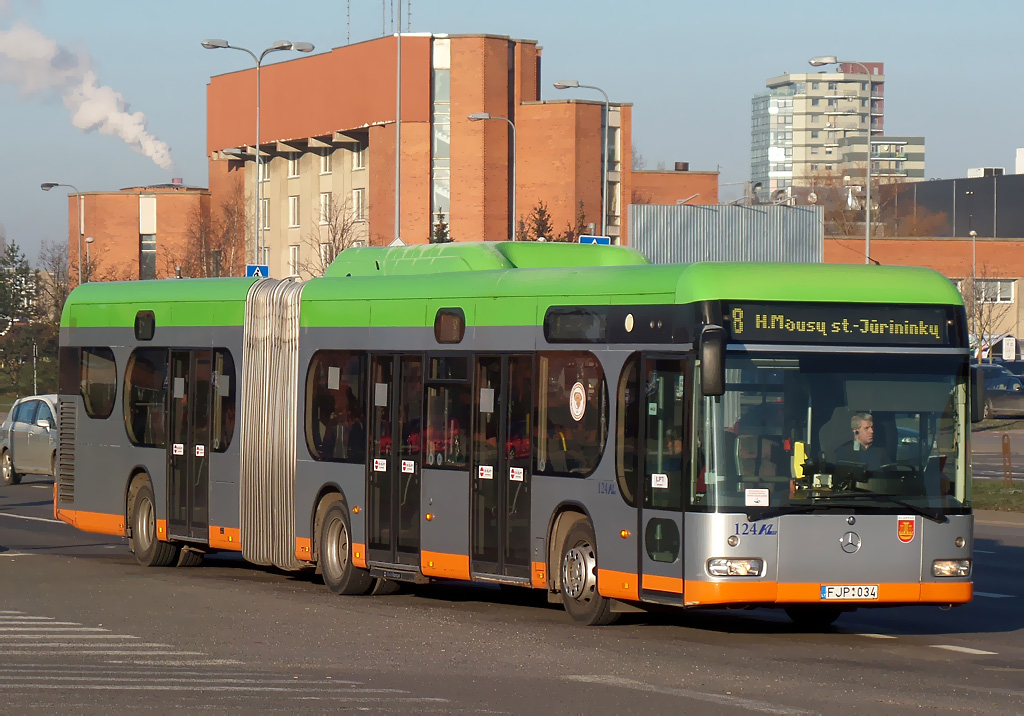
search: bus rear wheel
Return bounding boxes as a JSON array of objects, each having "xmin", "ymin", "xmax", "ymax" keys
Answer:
[
  {"xmin": 130, "ymin": 481, "xmax": 180, "ymax": 567},
  {"xmin": 785, "ymin": 606, "xmax": 844, "ymax": 630},
  {"xmin": 319, "ymin": 501, "xmax": 374, "ymax": 595},
  {"xmin": 559, "ymin": 520, "xmax": 618, "ymax": 626}
]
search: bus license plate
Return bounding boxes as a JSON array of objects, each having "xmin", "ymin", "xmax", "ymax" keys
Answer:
[{"xmin": 820, "ymin": 585, "xmax": 878, "ymax": 600}]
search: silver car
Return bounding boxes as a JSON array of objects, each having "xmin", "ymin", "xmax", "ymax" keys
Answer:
[{"xmin": 1, "ymin": 394, "xmax": 59, "ymax": 485}]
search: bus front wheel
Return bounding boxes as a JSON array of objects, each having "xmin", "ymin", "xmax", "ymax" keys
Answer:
[
  {"xmin": 559, "ymin": 520, "xmax": 618, "ymax": 626},
  {"xmin": 130, "ymin": 481, "xmax": 180, "ymax": 567},
  {"xmin": 319, "ymin": 501, "xmax": 374, "ymax": 595}
]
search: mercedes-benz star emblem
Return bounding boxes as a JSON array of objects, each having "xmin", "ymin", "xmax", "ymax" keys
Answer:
[{"xmin": 840, "ymin": 531, "xmax": 862, "ymax": 554}]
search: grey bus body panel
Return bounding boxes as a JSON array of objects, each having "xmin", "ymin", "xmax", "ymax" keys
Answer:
[{"xmin": 420, "ymin": 468, "xmax": 470, "ymax": 557}]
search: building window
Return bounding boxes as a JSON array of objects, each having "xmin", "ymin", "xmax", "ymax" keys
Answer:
[
  {"xmin": 289, "ymin": 245, "xmax": 300, "ymax": 276},
  {"xmin": 977, "ymin": 279, "xmax": 1014, "ymax": 303},
  {"xmin": 258, "ymin": 160, "xmax": 269, "ymax": 183},
  {"xmin": 811, "ymin": 98, "xmax": 819, "ymax": 106},
  {"xmin": 352, "ymin": 188, "xmax": 366, "ymax": 221},
  {"xmin": 260, "ymin": 198, "xmax": 269, "ymax": 229},
  {"xmin": 288, "ymin": 154, "xmax": 300, "ymax": 178},
  {"xmin": 319, "ymin": 192, "xmax": 331, "ymax": 225},
  {"xmin": 140, "ymin": 234, "xmax": 156, "ymax": 280},
  {"xmin": 260, "ymin": 245, "xmax": 270, "ymax": 265},
  {"xmin": 828, "ymin": 81, "xmax": 838, "ymax": 91},
  {"xmin": 811, "ymin": 82, "xmax": 820, "ymax": 90},
  {"xmin": 353, "ymin": 142, "xmax": 367, "ymax": 170},
  {"xmin": 319, "ymin": 149, "xmax": 332, "ymax": 174},
  {"xmin": 811, "ymin": 148, "xmax": 819, "ymax": 155},
  {"xmin": 811, "ymin": 130, "xmax": 819, "ymax": 138},
  {"xmin": 289, "ymin": 195, "xmax": 300, "ymax": 227},
  {"xmin": 811, "ymin": 163, "xmax": 819, "ymax": 171}
]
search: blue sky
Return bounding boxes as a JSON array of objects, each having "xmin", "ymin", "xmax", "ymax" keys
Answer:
[{"xmin": 2, "ymin": 0, "xmax": 1021, "ymax": 262}]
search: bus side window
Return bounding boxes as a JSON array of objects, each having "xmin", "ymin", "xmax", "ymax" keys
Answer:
[
  {"xmin": 304, "ymin": 350, "xmax": 367, "ymax": 463},
  {"xmin": 212, "ymin": 349, "xmax": 236, "ymax": 452},
  {"xmin": 81, "ymin": 347, "xmax": 117, "ymax": 419},
  {"xmin": 534, "ymin": 351, "xmax": 608, "ymax": 478},
  {"xmin": 124, "ymin": 348, "xmax": 168, "ymax": 448},
  {"xmin": 615, "ymin": 353, "xmax": 641, "ymax": 506}
]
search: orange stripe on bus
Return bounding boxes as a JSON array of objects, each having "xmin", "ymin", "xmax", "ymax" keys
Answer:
[
  {"xmin": 597, "ymin": 569, "xmax": 639, "ymax": 600},
  {"xmin": 685, "ymin": 580, "xmax": 779, "ymax": 605},
  {"xmin": 642, "ymin": 574, "xmax": 684, "ymax": 594},
  {"xmin": 531, "ymin": 561, "xmax": 548, "ymax": 589},
  {"xmin": 421, "ymin": 550, "xmax": 470, "ymax": 580},
  {"xmin": 352, "ymin": 542, "xmax": 367, "ymax": 569},
  {"xmin": 920, "ymin": 582, "xmax": 972, "ymax": 603},
  {"xmin": 295, "ymin": 537, "xmax": 312, "ymax": 562},
  {"xmin": 208, "ymin": 526, "xmax": 242, "ymax": 551},
  {"xmin": 57, "ymin": 510, "xmax": 125, "ymax": 536}
]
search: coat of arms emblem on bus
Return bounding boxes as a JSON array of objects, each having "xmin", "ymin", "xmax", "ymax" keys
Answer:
[
  {"xmin": 897, "ymin": 516, "xmax": 915, "ymax": 543},
  {"xmin": 569, "ymin": 382, "xmax": 586, "ymax": 421}
]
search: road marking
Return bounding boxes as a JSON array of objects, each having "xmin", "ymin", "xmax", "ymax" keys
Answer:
[
  {"xmin": 0, "ymin": 512, "xmax": 63, "ymax": 524},
  {"xmin": 0, "ymin": 626, "xmax": 108, "ymax": 632},
  {"xmin": 974, "ymin": 550, "xmax": 996, "ymax": 554},
  {"xmin": 565, "ymin": 675, "xmax": 812, "ymax": 714},
  {"xmin": 0, "ymin": 553, "xmax": 37, "ymax": 558},
  {"xmin": 975, "ymin": 592, "xmax": 1015, "ymax": 598},
  {"xmin": 931, "ymin": 645, "xmax": 998, "ymax": 655},
  {"xmin": 856, "ymin": 633, "xmax": 897, "ymax": 639},
  {"xmin": 0, "ymin": 684, "xmax": 446, "ymax": 699},
  {"xmin": 0, "ymin": 611, "xmax": 24, "ymax": 614},
  {"xmin": 0, "ymin": 635, "xmax": 142, "ymax": 640},
  {"xmin": 0, "ymin": 616, "xmax": 57, "ymax": 621},
  {"xmin": 0, "ymin": 650, "xmax": 205, "ymax": 656}
]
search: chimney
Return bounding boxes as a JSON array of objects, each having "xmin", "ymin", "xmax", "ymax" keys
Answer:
[
  {"xmin": 674, "ymin": 162, "xmax": 689, "ymax": 172},
  {"xmin": 171, "ymin": 177, "xmax": 183, "ymax": 185}
]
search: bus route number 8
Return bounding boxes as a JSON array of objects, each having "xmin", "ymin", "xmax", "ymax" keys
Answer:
[{"xmin": 732, "ymin": 307, "xmax": 744, "ymax": 335}]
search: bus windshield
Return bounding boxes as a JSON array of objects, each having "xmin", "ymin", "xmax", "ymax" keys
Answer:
[{"xmin": 695, "ymin": 353, "xmax": 970, "ymax": 515}]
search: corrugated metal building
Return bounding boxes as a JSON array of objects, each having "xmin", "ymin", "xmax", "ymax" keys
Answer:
[{"xmin": 629, "ymin": 204, "xmax": 823, "ymax": 264}]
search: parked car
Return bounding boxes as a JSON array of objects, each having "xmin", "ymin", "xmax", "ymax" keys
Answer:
[
  {"xmin": 1, "ymin": 394, "xmax": 58, "ymax": 485},
  {"xmin": 977, "ymin": 363, "xmax": 1015, "ymax": 389},
  {"xmin": 983, "ymin": 377, "xmax": 1024, "ymax": 419}
]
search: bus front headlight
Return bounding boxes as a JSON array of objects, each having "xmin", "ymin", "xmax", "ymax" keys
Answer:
[
  {"xmin": 931, "ymin": 559, "xmax": 971, "ymax": 577},
  {"xmin": 707, "ymin": 558, "xmax": 764, "ymax": 577}
]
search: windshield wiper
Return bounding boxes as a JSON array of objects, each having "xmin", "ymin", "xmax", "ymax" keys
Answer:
[{"xmin": 811, "ymin": 490, "xmax": 946, "ymax": 523}]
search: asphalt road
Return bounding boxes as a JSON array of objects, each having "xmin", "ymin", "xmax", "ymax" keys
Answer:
[{"xmin": 1, "ymin": 475, "xmax": 1023, "ymax": 714}]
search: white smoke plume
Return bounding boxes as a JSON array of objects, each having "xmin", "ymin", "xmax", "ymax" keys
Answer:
[{"xmin": 0, "ymin": 21, "xmax": 173, "ymax": 169}]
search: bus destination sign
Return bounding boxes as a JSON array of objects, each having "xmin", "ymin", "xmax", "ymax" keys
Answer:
[{"xmin": 723, "ymin": 303, "xmax": 958, "ymax": 346}]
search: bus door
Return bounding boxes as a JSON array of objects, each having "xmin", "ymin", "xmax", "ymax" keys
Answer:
[
  {"xmin": 470, "ymin": 355, "xmax": 532, "ymax": 580},
  {"xmin": 167, "ymin": 349, "xmax": 212, "ymax": 541},
  {"xmin": 367, "ymin": 354, "xmax": 423, "ymax": 567},
  {"xmin": 638, "ymin": 356, "xmax": 690, "ymax": 603}
]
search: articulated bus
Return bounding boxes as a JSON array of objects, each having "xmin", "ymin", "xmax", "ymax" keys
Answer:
[{"xmin": 55, "ymin": 242, "xmax": 977, "ymax": 627}]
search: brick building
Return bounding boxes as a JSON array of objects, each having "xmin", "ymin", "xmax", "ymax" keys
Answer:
[
  {"xmin": 62, "ymin": 181, "xmax": 210, "ymax": 283},
  {"xmin": 205, "ymin": 33, "xmax": 716, "ymax": 279}
]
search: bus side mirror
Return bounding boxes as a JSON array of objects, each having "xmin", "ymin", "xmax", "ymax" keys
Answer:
[
  {"xmin": 970, "ymin": 365, "xmax": 984, "ymax": 423},
  {"xmin": 700, "ymin": 325, "xmax": 726, "ymax": 397}
]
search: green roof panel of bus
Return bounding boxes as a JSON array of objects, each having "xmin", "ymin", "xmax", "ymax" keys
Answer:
[
  {"xmin": 61, "ymin": 277, "xmax": 258, "ymax": 328},
  {"xmin": 673, "ymin": 263, "xmax": 963, "ymax": 306},
  {"xmin": 322, "ymin": 241, "xmax": 648, "ymax": 277}
]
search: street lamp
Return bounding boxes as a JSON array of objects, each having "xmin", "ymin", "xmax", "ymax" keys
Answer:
[
  {"xmin": 808, "ymin": 56, "xmax": 874, "ymax": 264},
  {"xmin": 202, "ymin": 39, "xmax": 315, "ymax": 265},
  {"xmin": 468, "ymin": 112, "xmax": 517, "ymax": 241},
  {"xmin": 41, "ymin": 182, "xmax": 82, "ymax": 284},
  {"xmin": 85, "ymin": 236, "xmax": 94, "ymax": 283},
  {"xmin": 553, "ymin": 80, "xmax": 610, "ymax": 237}
]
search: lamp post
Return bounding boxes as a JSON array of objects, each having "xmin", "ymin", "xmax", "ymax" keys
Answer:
[
  {"xmin": 809, "ymin": 56, "xmax": 874, "ymax": 264},
  {"xmin": 202, "ymin": 39, "xmax": 315, "ymax": 265},
  {"xmin": 40, "ymin": 182, "xmax": 82, "ymax": 284},
  {"xmin": 468, "ymin": 112, "xmax": 517, "ymax": 241},
  {"xmin": 553, "ymin": 80, "xmax": 610, "ymax": 237},
  {"xmin": 85, "ymin": 236, "xmax": 94, "ymax": 283}
]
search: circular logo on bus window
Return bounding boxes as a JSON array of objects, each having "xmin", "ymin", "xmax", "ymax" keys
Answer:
[{"xmin": 569, "ymin": 381, "xmax": 587, "ymax": 421}]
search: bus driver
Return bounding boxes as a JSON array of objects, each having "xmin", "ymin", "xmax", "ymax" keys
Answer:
[{"xmin": 834, "ymin": 411, "xmax": 884, "ymax": 471}]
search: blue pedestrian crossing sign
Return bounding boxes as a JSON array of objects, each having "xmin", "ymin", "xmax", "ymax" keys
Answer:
[
  {"xmin": 246, "ymin": 264, "xmax": 270, "ymax": 278},
  {"xmin": 578, "ymin": 235, "xmax": 611, "ymax": 245}
]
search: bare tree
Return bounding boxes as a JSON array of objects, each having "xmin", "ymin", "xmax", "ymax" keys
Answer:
[
  {"xmin": 631, "ymin": 144, "xmax": 647, "ymax": 171},
  {"xmin": 36, "ymin": 239, "xmax": 71, "ymax": 323},
  {"xmin": 959, "ymin": 263, "xmax": 1015, "ymax": 361},
  {"xmin": 168, "ymin": 181, "xmax": 248, "ymax": 279},
  {"xmin": 556, "ymin": 201, "xmax": 589, "ymax": 243},
  {"xmin": 300, "ymin": 193, "xmax": 368, "ymax": 277}
]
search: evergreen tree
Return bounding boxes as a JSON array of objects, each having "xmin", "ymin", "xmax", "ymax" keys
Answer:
[
  {"xmin": 431, "ymin": 212, "xmax": 453, "ymax": 243},
  {"xmin": 526, "ymin": 201, "xmax": 553, "ymax": 241},
  {"xmin": 0, "ymin": 241, "xmax": 39, "ymax": 335}
]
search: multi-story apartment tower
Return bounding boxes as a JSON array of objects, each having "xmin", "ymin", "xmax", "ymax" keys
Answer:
[{"xmin": 751, "ymin": 62, "xmax": 886, "ymax": 201}]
